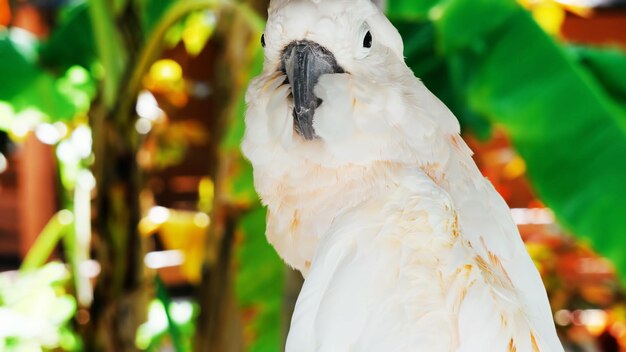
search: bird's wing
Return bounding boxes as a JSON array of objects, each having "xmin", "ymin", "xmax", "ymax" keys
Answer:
[
  {"xmin": 407, "ymin": 82, "xmax": 562, "ymax": 351},
  {"xmin": 286, "ymin": 166, "xmax": 562, "ymax": 352},
  {"xmin": 444, "ymin": 139, "xmax": 564, "ymax": 352}
]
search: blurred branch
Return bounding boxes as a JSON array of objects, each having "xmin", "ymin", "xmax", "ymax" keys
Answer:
[
  {"xmin": 67, "ymin": 171, "xmax": 96, "ymax": 307},
  {"xmin": 195, "ymin": 206, "xmax": 243, "ymax": 352}
]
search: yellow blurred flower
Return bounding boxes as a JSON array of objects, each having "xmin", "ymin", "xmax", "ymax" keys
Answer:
[
  {"xmin": 182, "ymin": 11, "xmax": 216, "ymax": 57},
  {"xmin": 518, "ymin": 0, "xmax": 591, "ymax": 36},
  {"xmin": 139, "ymin": 207, "xmax": 210, "ymax": 283}
]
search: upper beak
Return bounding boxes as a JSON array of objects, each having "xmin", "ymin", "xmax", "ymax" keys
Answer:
[{"xmin": 281, "ymin": 40, "xmax": 344, "ymax": 140}]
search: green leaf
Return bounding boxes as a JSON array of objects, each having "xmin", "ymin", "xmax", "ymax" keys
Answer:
[
  {"xmin": 235, "ymin": 207, "xmax": 284, "ymax": 352},
  {"xmin": 436, "ymin": 0, "xmax": 518, "ymax": 54},
  {"xmin": 138, "ymin": 0, "xmax": 178, "ymax": 36},
  {"xmin": 434, "ymin": 0, "xmax": 626, "ymax": 280},
  {"xmin": 569, "ymin": 45, "xmax": 626, "ymax": 118},
  {"xmin": 87, "ymin": 0, "xmax": 127, "ymax": 109},
  {"xmin": 39, "ymin": 3, "xmax": 98, "ymax": 71},
  {"xmin": 0, "ymin": 31, "xmax": 91, "ymax": 123},
  {"xmin": 386, "ymin": 0, "xmax": 442, "ymax": 21}
]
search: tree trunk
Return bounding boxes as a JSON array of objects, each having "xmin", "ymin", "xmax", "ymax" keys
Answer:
[
  {"xmin": 193, "ymin": 6, "xmax": 264, "ymax": 351},
  {"xmin": 85, "ymin": 3, "xmax": 147, "ymax": 351},
  {"xmin": 282, "ymin": 269, "xmax": 304, "ymax": 350},
  {"xmin": 86, "ymin": 99, "xmax": 149, "ymax": 352},
  {"xmin": 195, "ymin": 207, "xmax": 244, "ymax": 352},
  {"xmin": 193, "ymin": 17, "xmax": 241, "ymax": 352}
]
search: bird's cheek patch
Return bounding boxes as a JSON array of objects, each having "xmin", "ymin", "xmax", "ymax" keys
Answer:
[
  {"xmin": 266, "ymin": 84, "xmax": 294, "ymax": 149},
  {"xmin": 384, "ymin": 92, "xmax": 407, "ymax": 123},
  {"xmin": 353, "ymin": 85, "xmax": 393, "ymax": 134},
  {"xmin": 313, "ymin": 74, "xmax": 355, "ymax": 142}
]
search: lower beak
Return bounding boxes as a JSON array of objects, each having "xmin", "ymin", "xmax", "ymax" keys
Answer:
[{"xmin": 281, "ymin": 40, "xmax": 344, "ymax": 140}]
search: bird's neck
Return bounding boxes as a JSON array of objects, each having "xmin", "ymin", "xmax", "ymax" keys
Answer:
[{"xmin": 259, "ymin": 160, "xmax": 404, "ymax": 274}]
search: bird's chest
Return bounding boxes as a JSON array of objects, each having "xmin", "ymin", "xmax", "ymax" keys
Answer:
[
  {"xmin": 260, "ymin": 162, "xmax": 402, "ymax": 273},
  {"xmin": 286, "ymin": 179, "xmax": 463, "ymax": 351}
]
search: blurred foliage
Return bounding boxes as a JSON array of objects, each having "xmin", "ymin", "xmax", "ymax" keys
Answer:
[
  {"xmin": 140, "ymin": 207, "xmax": 210, "ymax": 283},
  {"xmin": 135, "ymin": 298, "xmax": 198, "ymax": 352},
  {"xmin": 1, "ymin": 0, "xmax": 276, "ymax": 350},
  {"xmin": 0, "ymin": 263, "xmax": 80, "ymax": 351},
  {"xmin": 39, "ymin": 4, "xmax": 97, "ymax": 71},
  {"xmin": 0, "ymin": 31, "xmax": 96, "ymax": 131},
  {"xmin": 235, "ymin": 208, "xmax": 284, "ymax": 352},
  {"xmin": 524, "ymin": 224, "xmax": 626, "ymax": 350}
]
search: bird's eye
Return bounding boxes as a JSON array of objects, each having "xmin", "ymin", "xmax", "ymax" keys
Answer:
[
  {"xmin": 363, "ymin": 31, "xmax": 372, "ymax": 48},
  {"xmin": 261, "ymin": 34, "xmax": 266, "ymax": 48}
]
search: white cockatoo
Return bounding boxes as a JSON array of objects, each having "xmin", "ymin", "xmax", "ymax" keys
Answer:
[{"xmin": 241, "ymin": 0, "xmax": 564, "ymax": 350}]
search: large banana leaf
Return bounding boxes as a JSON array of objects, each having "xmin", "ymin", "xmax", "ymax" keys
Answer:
[
  {"xmin": 569, "ymin": 45, "xmax": 626, "ymax": 116},
  {"xmin": 390, "ymin": 0, "xmax": 626, "ymax": 282},
  {"xmin": 386, "ymin": 0, "xmax": 438, "ymax": 20}
]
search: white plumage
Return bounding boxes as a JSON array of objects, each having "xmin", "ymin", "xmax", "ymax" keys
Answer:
[{"xmin": 241, "ymin": 0, "xmax": 564, "ymax": 350}]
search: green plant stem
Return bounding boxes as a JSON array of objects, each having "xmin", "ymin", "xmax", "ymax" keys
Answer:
[
  {"xmin": 155, "ymin": 275, "xmax": 185, "ymax": 352},
  {"xmin": 87, "ymin": 0, "xmax": 126, "ymax": 109},
  {"xmin": 21, "ymin": 211, "xmax": 74, "ymax": 272}
]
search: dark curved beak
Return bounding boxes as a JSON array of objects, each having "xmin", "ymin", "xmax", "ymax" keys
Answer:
[{"xmin": 280, "ymin": 40, "xmax": 344, "ymax": 140}]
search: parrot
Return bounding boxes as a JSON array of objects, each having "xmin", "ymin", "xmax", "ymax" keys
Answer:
[{"xmin": 241, "ymin": 0, "xmax": 564, "ymax": 350}]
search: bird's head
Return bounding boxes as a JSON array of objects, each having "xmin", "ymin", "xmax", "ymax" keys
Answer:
[
  {"xmin": 260, "ymin": 0, "xmax": 403, "ymax": 140},
  {"xmin": 242, "ymin": 0, "xmax": 433, "ymax": 173}
]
